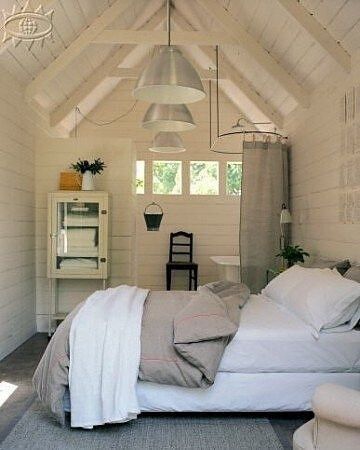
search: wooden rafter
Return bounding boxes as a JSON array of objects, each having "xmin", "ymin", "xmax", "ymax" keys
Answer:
[
  {"xmin": 195, "ymin": 0, "xmax": 310, "ymax": 108},
  {"xmin": 276, "ymin": 0, "xmax": 351, "ymax": 72},
  {"xmin": 93, "ymin": 29, "xmax": 235, "ymax": 45},
  {"xmin": 50, "ymin": 7, "xmax": 164, "ymax": 128},
  {"xmin": 25, "ymin": 0, "xmax": 135, "ymax": 99},
  {"xmin": 174, "ymin": 12, "xmax": 284, "ymax": 128}
]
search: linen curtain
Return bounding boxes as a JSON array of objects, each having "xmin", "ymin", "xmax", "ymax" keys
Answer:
[{"xmin": 240, "ymin": 141, "xmax": 289, "ymax": 293}]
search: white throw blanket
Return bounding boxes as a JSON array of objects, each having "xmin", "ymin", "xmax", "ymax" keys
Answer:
[{"xmin": 69, "ymin": 285, "xmax": 149, "ymax": 428}]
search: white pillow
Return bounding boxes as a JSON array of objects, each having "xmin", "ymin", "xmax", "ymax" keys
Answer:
[{"xmin": 263, "ymin": 265, "xmax": 360, "ymax": 336}]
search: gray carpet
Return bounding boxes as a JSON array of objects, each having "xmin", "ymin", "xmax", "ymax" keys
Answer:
[{"xmin": 0, "ymin": 401, "xmax": 283, "ymax": 450}]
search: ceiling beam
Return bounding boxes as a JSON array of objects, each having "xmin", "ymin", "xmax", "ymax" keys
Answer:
[
  {"xmin": 93, "ymin": 29, "xmax": 235, "ymax": 45},
  {"xmin": 196, "ymin": 0, "xmax": 310, "ymax": 108},
  {"xmin": 25, "ymin": 0, "xmax": 134, "ymax": 99},
  {"xmin": 174, "ymin": 12, "xmax": 284, "ymax": 128},
  {"xmin": 110, "ymin": 67, "xmax": 221, "ymax": 80},
  {"xmin": 50, "ymin": 8, "xmax": 164, "ymax": 128},
  {"xmin": 276, "ymin": 0, "xmax": 351, "ymax": 72}
]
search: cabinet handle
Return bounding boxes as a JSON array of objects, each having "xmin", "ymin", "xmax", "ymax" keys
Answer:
[
  {"xmin": 101, "ymin": 210, "xmax": 107, "ymax": 215},
  {"xmin": 73, "ymin": 198, "xmax": 79, "ymax": 201},
  {"xmin": 100, "ymin": 258, "xmax": 106, "ymax": 262}
]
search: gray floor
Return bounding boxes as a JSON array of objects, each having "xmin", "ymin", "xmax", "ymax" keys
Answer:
[{"xmin": 0, "ymin": 334, "xmax": 312, "ymax": 449}]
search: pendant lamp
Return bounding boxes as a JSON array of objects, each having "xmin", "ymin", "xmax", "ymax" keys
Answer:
[
  {"xmin": 149, "ymin": 132, "xmax": 185, "ymax": 153},
  {"xmin": 133, "ymin": 0, "xmax": 205, "ymax": 104},
  {"xmin": 142, "ymin": 103, "xmax": 195, "ymax": 132}
]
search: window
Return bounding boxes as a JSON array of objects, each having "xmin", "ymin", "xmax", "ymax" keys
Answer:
[
  {"xmin": 136, "ymin": 160, "xmax": 145, "ymax": 194},
  {"xmin": 153, "ymin": 161, "xmax": 182, "ymax": 195},
  {"xmin": 226, "ymin": 162, "xmax": 242, "ymax": 195},
  {"xmin": 190, "ymin": 161, "xmax": 219, "ymax": 195}
]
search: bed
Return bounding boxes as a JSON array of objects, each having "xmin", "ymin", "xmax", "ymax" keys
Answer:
[
  {"xmin": 136, "ymin": 293, "xmax": 360, "ymax": 413},
  {"xmin": 35, "ymin": 266, "xmax": 360, "ymax": 428}
]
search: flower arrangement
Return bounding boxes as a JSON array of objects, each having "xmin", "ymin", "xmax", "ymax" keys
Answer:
[{"xmin": 70, "ymin": 158, "xmax": 106, "ymax": 175}]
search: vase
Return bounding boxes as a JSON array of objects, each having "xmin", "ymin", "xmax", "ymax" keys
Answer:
[{"xmin": 81, "ymin": 171, "xmax": 94, "ymax": 191}]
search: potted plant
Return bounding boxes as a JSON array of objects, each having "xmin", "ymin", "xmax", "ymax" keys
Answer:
[
  {"xmin": 70, "ymin": 158, "xmax": 106, "ymax": 191},
  {"xmin": 277, "ymin": 245, "xmax": 310, "ymax": 268}
]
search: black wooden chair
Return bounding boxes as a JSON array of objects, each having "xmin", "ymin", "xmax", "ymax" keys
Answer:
[{"xmin": 166, "ymin": 231, "xmax": 198, "ymax": 291}]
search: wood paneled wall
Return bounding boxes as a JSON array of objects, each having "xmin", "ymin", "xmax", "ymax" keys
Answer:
[
  {"xmin": 285, "ymin": 52, "xmax": 360, "ymax": 262},
  {"xmin": 0, "ymin": 68, "xmax": 36, "ymax": 359},
  {"xmin": 76, "ymin": 79, "xmax": 242, "ymax": 291}
]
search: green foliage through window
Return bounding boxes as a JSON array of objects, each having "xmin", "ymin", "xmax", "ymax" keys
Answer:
[
  {"xmin": 227, "ymin": 162, "xmax": 242, "ymax": 195},
  {"xmin": 136, "ymin": 161, "xmax": 145, "ymax": 194},
  {"xmin": 153, "ymin": 161, "xmax": 182, "ymax": 195},
  {"xmin": 190, "ymin": 161, "xmax": 219, "ymax": 195}
]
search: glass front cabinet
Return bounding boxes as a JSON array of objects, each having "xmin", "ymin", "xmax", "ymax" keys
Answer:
[{"xmin": 47, "ymin": 192, "xmax": 109, "ymax": 279}]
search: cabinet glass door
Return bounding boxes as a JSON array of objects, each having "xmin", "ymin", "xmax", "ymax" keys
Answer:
[{"xmin": 56, "ymin": 201, "xmax": 100, "ymax": 273}]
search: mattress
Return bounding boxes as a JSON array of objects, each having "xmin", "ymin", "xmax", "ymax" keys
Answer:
[
  {"xmin": 137, "ymin": 372, "xmax": 360, "ymax": 413},
  {"xmin": 219, "ymin": 294, "xmax": 360, "ymax": 373}
]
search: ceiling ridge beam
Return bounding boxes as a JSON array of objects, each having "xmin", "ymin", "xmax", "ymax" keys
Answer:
[
  {"xmin": 93, "ymin": 29, "xmax": 235, "ymax": 45},
  {"xmin": 50, "ymin": 7, "xmax": 165, "ymax": 128},
  {"xmin": 25, "ymin": 0, "xmax": 134, "ymax": 99},
  {"xmin": 276, "ymin": 0, "xmax": 351, "ymax": 72},
  {"xmin": 195, "ymin": 0, "xmax": 310, "ymax": 108},
  {"xmin": 173, "ymin": 12, "xmax": 284, "ymax": 128}
]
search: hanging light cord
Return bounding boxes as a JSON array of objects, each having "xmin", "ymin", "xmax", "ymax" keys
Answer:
[
  {"xmin": 74, "ymin": 100, "xmax": 138, "ymax": 128},
  {"xmin": 215, "ymin": 45, "xmax": 220, "ymax": 138},
  {"xmin": 167, "ymin": 0, "xmax": 171, "ymax": 46}
]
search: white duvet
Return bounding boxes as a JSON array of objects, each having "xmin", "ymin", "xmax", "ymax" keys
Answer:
[{"xmin": 69, "ymin": 285, "xmax": 148, "ymax": 428}]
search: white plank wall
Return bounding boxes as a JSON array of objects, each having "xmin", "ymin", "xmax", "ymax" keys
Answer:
[
  {"xmin": 0, "ymin": 67, "xmax": 36, "ymax": 360},
  {"xmin": 35, "ymin": 137, "xmax": 135, "ymax": 331},
  {"xmin": 285, "ymin": 51, "xmax": 360, "ymax": 263},
  {"xmin": 77, "ymin": 79, "xmax": 242, "ymax": 290}
]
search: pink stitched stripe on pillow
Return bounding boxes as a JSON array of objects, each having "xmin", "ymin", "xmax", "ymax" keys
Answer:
[{"xmin": 176, "ymin": 313, "xmax": 225, "ymax": 325}]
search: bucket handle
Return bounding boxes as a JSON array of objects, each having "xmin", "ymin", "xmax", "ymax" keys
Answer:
[{"xmin": 144, "ymin": 202, "xmax": 163, "ymax": 215}]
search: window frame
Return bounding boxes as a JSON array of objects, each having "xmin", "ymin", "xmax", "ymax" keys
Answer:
[
  {"xmin": 226, "ymin": 161, "xmax": 242, "ymax": 196},
  {"xmin": 152, "ymin": 160, "xmax": 183, "ymax": 196},
  {"xmin": 189, "ymin": 160, "xmax": 220, "ymax": 196},
  {"xmin": 135, "ymin": 160, "xmax": 145, "ymax": 195}
]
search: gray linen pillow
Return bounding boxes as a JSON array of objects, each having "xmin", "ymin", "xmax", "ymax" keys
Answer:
[
  {"xmin": 308, "ymin": 258, "xmax": 351, "ymax": 275},
  {"xmin": 201, "ymin": 281, "xmax": 250, "ymax": 308},
  {"xmin": 344, "ymin": 266, "xmax": 360, "ymax": 283}
]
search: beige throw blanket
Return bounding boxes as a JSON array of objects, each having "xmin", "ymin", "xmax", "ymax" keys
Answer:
[{"xmin": 33, "ymin": 282, "xmax": 249, "ymax": 425}]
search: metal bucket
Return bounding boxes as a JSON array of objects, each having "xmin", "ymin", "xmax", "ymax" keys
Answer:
[{"xmin": 144, "ymin": 202, "xmax": 163, "ymax": 231}]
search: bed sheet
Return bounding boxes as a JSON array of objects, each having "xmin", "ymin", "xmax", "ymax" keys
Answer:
[{"xmin": 219, "ymin": 294, "xmax": 360, "ymax": 373}]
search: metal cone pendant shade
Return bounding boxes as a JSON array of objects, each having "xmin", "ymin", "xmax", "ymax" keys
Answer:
[
  {"xmin": 142, "ymin": 103, "xmax": 195, "ymax": 132},
  {"xmin": 149, "ymin": 132, "xmax": 185, "ymax": 153},
  {"xmin": 134, "ymin": 46, "xmax": 205, "ymax": 104}
]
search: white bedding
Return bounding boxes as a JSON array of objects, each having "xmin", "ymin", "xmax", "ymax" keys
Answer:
[
  {"xmin": 69, "ymin": 285, "xmax": 148, "ymax": 428},
  {"xmin": 219, "ymin": 294, "xmax": 360, "ymax": 373}
]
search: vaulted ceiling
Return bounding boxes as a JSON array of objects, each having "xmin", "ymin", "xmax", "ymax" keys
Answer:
[{"xmin": 1, "ymin": 0, "xmax": 359, "ymax": 135}]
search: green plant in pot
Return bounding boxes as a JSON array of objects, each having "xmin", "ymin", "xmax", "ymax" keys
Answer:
[
  {"xmin": 277, "ymin": 245, "xmax": 310, "ymax": 268},
  {"xmin": 70, "ymin": 158, "xmax": 106, "ymax": 191}
]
